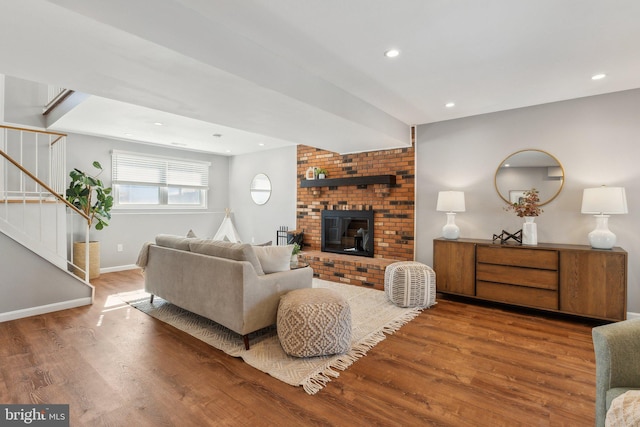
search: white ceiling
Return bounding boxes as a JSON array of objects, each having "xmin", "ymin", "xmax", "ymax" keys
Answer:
[{"xmin": 1, "ymin": 0, "xmax": 639, "ymax": 155}]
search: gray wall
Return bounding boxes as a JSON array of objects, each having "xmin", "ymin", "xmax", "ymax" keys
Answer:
[
  {"xmin": 416, "ymin": 88, "xmax": 640, "ymax": 313},
  {"xmin": 0, "ymin": 232, "xmax": 92, "ymax": 313},
  {"xmin": 66, "ymin": 134, "xmax": 230, "ymax": 269},
  {"xmin": 228, "ymin": 146, "xmax": 298, "ymax": 245},
  {"xmin": 3, "ymin": 75, "xmax": 46, "ymax": 128},
  {"xmin": 0, "ymin": 75, "xmax": 4, "ymax": 121}
]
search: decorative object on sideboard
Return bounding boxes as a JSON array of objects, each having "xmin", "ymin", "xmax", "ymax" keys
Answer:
[
  {"xmin": 492, "ymin": 229, "xmax": 522, "ymax": 245},
  {"xmin": 522, "ymin": 217, "xmax": 538, "ymax": 246},
  {"xmin": 305, "ymin": 167, "xmax": 317, "ymax": 180},
  {"xmin": 504, "ymin": 188, "xmax": 543, "ymax": 217},
  {"xmin": 504, "ymin": 188, "xmax": 542, "ymax": 246},
  {"xmin": 581, "ymin": 186, "xmax": 628, "ymax": 249},
  {"xmin": 436, "ymin": 191, "xmax": 466, "ymax": 240}
]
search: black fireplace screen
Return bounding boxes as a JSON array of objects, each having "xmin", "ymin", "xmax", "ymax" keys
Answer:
[{"xmin": 321, "ymin": 210, "xmax": 374, "ymax": 257}]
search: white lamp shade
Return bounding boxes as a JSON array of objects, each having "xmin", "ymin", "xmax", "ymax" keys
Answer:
[
  {"xmin": 436, "ymin": 191, "xmax": 466, "ymax": 212},
  {"xmin": 581, "ymin": 187, "xmax": 628, "ymax": 214}
]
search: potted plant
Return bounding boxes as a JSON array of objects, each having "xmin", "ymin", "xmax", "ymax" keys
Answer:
[
  {"xmin": 66, "ymin": 161, "xmax": 113, "ymax": 279},
  {"xmin": 316, "ymin": 168, "xmax": 327, "ymax": 179},
  {"xmin": 291, "ymin": 243, "xmax": 301, "ymax": 264}
]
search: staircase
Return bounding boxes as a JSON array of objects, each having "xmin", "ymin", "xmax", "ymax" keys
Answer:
[{"xmin": 0, "ymin": 124, "xmax": 94, "ymax": 322}]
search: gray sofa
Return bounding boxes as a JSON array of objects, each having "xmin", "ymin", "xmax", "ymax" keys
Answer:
[
  {"xmin": 141, "ymin": 235, "xmax": 313, "ymax": 349},
  {"xmin": 592, "ymin": 318, "xmax": 640, "ymax": 426}
]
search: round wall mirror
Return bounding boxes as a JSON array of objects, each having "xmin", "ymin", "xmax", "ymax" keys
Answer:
[
  {"xmin": 250, "ymin": 173, "xmax": 272, "ymax": 205},
  {"xmin": 494, "ymin": 149, "xmax": 564, "ymax": 206}
]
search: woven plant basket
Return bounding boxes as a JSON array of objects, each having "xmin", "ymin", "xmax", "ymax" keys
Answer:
[{"xmin": 72, "ymin": 241, "xmax": 101, "ymax": 280}]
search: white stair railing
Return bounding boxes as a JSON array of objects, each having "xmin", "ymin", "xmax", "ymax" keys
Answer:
[{"xmin": 0, "ymin": 125, "xmax": 92, "ymax": 282}]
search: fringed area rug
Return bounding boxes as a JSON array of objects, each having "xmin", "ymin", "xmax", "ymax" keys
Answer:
[{"xmin": 118, "ymin": 279, "xmax": 425, "ymax": 394}]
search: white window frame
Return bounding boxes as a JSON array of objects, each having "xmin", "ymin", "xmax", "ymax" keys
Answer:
[{"xmin": 111, "ymin": 150, "xmax": 210, "ymax": 210}]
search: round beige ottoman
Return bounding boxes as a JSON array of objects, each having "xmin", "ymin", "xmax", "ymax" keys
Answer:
[
  {"xmin": 384, "ymin": 261, "xmax": 436, "ymax": 308},
  {"xmin": 277, "ymin": 288, "xmax": 351, "ymax": 358}
]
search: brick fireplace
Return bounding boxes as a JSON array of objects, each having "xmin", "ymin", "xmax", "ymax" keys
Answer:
[{"xmin": 296, "ymin": 144, "xmax": 415, "ymax": 289}]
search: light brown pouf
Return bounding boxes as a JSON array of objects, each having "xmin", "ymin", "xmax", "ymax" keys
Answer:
[
  {"xmin": 277, "ymin": 288, "xmax": 351, "ymax": 358},
  {"xmin": 384, "ymin": 261, "xmax": 436, "ymax": 308}
]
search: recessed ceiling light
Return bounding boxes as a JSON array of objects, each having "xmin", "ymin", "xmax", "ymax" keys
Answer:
[
  {"xmin": 445, "ymin": 102, "xmax": 455, "ymax": 108},
  {"xmin": 592, "ymin": 73, "xmax": 607, "ymax": 80},
  {"xmin": 384, "ymin": 49, "xmax": 400, "ymax": 58},
  {"xmin": 154, "ymin": 122, "xmax": 163, "ymax": 126},
  {"xmin": 225, "ymin": 149, "xmax": 231, "ymax": 153},
  {"xmin": 258, "ymin": 143, "xmax": 265, "ymax": 146},
  {"xmin": 124, "ymin": 133, "xmax": 133, "ymax": 137}
]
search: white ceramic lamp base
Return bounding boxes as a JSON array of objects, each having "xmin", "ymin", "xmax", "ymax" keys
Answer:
[
  {"xmin": 442, "ymin": 212, "xmax": 460, "ymax": 240},
  {"xmin": 588, "ymin": 215, "xmax": 616, "ymax": 249}
]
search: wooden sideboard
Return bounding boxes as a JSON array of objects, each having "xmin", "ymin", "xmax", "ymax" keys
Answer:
[{"xmin": 433, "ymin": 238, "xmax": 627, "ymax": 321}]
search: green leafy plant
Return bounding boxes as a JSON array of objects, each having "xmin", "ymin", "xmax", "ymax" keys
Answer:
[
  {"xmin": 315, "ymin": 168, "xmax": 328, "ymax": 178},
  {"xmin": 66, "ymin": 161, "xmax": 114, "ymax": 230},
  {"xmin": 292, "ymin": 243, "xmax": 301, "ymax": 255},
  {"xmin": 505, "ymin": 188, "xmax": 543, "ymax": 217}
]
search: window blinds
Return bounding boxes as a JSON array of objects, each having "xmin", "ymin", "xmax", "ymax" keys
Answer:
[{"xmin": 112, "ymin": 151, "xmax": 210, "ymax": 188}]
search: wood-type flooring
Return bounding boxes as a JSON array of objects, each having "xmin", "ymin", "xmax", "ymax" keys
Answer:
[{"xmin": 0, "ymin": 269, "xmax": 600, "ymax": 426}]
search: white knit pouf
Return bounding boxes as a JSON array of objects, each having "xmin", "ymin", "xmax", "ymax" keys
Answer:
[
  {"xmin": 277, "ymin": 288, "xmax": 351, "ymax": 358},
  {"xmin": 384, "ymin": 261, "xmax": 436, "ymax": 308}
]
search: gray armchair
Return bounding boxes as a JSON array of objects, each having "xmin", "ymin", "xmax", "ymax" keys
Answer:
[{"xmin": 592, "ymin": 318, "xmax": 640, "ymax": 427}]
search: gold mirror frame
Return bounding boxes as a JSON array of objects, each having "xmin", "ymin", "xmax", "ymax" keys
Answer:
[{"xmin": 494, "ymin": 149, "xmax": 565, "ymax": 207}]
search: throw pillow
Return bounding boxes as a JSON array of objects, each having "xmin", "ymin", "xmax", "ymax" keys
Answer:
[
  {"xmin": 156, "ymin": 234, "xmax": 196, "ymax": 251},
  {"xmin": 189, "ymin": 240, "xmax": 265, "ymax": 276},
  {"xmin": 253, "ymin": 244, "xmax": 294, "ymax": 274}
]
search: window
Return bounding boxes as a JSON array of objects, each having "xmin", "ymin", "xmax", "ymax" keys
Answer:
[{"xmin": 112, "ymin": 151, "xmax": 210, "ymax": 209}]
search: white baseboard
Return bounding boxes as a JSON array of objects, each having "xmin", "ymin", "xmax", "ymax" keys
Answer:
[
  {"xmin": 627, "ymin": 312, "xmax": 640, "ymax": 320},
  {"xmin": 100, "ymin": 264, "xmax": 139, "ymax": 274},
  {"xmin": 0, "ymin": 297, "xmax": 93, "ymax": 323}
]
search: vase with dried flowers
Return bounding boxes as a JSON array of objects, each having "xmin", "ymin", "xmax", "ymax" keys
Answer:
[
  {"xmin": 505, "ymin": 188, "xmax": 542, "ymax": 245},
  {"xmin": 505, "ymin": 188, "xmax": 543, "ymax": 217}
]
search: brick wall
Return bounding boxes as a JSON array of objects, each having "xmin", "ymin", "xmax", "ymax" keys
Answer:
[{"xmin": 296, "ymin": 144, "xmax": 415, "ymax": 288}]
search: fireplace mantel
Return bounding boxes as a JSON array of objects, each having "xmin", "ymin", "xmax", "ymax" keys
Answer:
[{"xmin": 300, "ymin": 174, "xmax": 396, "ymax": 188}]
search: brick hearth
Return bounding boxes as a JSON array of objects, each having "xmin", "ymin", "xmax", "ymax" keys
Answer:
[
  {"xmin": 296, "ymin": 143, "xmax": 415, "ymax": 287},
  {"xmin": 299, "ymin": 250, "xmax": 398, "ymax": 290}
]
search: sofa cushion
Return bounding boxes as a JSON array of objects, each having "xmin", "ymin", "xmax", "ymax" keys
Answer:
[
  {"xmin": 189, "ymin": 240, "xmax": 265, "ymax": 276},
  {"xmin": 253, "ymin": 244, "xmax": 293, "ymax": 274},
  {"xmin": 156, "ymin": 234, "xmax": 196, "ymax": 251}
]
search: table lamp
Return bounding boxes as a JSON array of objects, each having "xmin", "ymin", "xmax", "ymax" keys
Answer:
[
  {"xmin": 436, "ymin": 191, "xmax": 466, "ymax": 240},
  {"xmin": 581, "ymin": 186, "xmax": 628, "ymax": 249}
]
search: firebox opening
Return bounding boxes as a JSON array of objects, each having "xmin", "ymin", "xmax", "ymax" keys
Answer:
[{"xmin": 321, "ymin": 210, "xmax": 374, "ymax": 257}]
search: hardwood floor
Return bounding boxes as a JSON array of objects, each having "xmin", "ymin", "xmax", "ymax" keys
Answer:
[{"xmin": 0, "ymin": 269, "xmax": 600, "ymax": 426}]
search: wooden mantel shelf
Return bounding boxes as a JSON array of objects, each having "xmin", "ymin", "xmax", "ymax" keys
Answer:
[{"xmin": 300, "ymin": 174, "xmax": 396, "ymax": 188}]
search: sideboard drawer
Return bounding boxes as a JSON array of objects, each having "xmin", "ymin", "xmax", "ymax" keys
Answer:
[
  {"xmin": 477, "ymin": 246, "xmax": 558, "ymax": 270},
  {"xmin": 477, "ymin": 281, "xmax": 558, "ymax": 310},
  {"xmin": 476, "ymin": 263, "xmax": 558, "ymax": 290}
]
